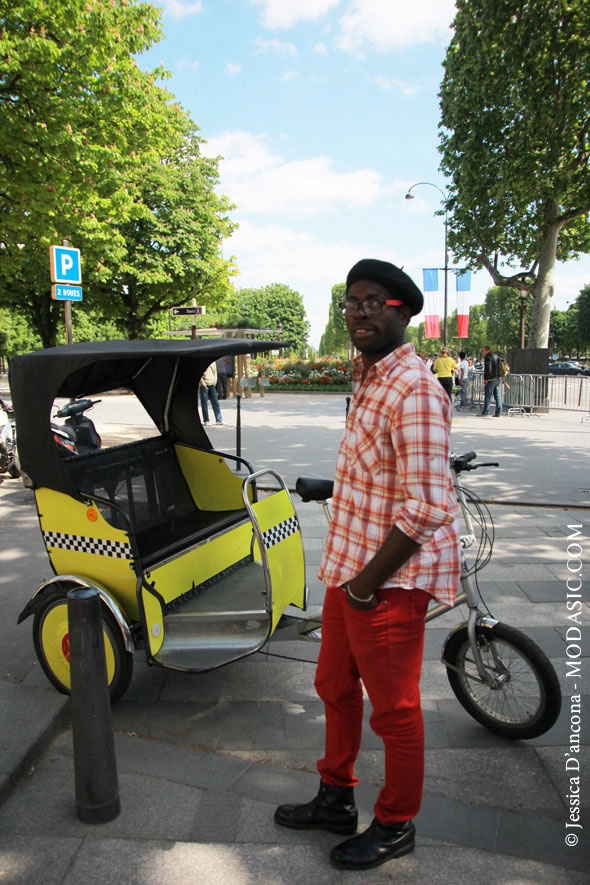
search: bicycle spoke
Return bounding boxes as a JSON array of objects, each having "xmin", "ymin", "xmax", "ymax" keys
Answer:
[{"xmin": 458, "ymin": 639, "xmax": 543, "ymax": 724}]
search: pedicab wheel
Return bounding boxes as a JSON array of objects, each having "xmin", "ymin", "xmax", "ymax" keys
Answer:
[
  {"xmin": 32, "ymin": 587, "xmax": 133, "ymax": 703},
  {"xmin": 444, "ymin": 622, "xmax": 561, "ymax": 739}
]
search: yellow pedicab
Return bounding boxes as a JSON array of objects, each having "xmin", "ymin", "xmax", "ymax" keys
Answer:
[{"xmin": 12, "ymin": 339, "xmax": 307, "ymax": 701}]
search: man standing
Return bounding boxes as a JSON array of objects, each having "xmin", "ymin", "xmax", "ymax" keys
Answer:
[
  {"xmin": 274, "ymin": 259, "xmax": 460, "ymax": 871},
  {"xmin": 215, "ymin": 356, "xmax": 228, "ymax": 400},
  {"xmin": 457, "ymin": 350, "xmax": 469, "ymax": 409},
  {"xmin": 199, "ymin": 361, "xmax": 224, "ymax": 426},
  {"xmin": 481, "ymin": 345, "xmax": 502, "ymax": 416}
]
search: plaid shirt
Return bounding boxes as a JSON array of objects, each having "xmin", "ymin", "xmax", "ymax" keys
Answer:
[{"xmin": 319, "ymin": 342, "xmax": 460, "ymax": 606}]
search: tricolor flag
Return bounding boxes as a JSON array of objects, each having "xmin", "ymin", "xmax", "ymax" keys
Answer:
[
  {"xmin": 455, "ymin": 270, "xmax": 471, "ymax": 338},
  {"xmin": 422, "ymin": 269, "xmax": 440, "ymax": 339}
]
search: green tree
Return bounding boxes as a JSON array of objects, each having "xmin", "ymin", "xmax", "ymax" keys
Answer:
[
  {"xmin": 224, "ymin": 284, "xmax": 310, "ymax": 355},
  {"xmin": 405, "ymin": 323, "xmax": 425, "ymax": 353},
  {"xmin": 439, "ymin": 0, "xmax": 590, "ymax": 349},
  {"xmin": 577, "ymin": 285, "xmax": 590, "ymax": 351},
  {"xmin": 319, "ymin": 283, "xmax": 349, "ymax": 357},
  {"xmin": 0, "ymin": 0, "xmax": 230, "ymax": 345},
  {"xmin": 0, "ymin": 308, "xmax": 42, "ymax": 359},
  {"xmin": 483, "ymin": 287, "xmax": 532, "ymax": 352},
  {"xmin": 91, "ymin": 131, "xmax": 235, "ymax": 339},
  {"xmin": 446, "ymin": 303, "xmax": 487, "ymax": 354},
  {"xmin": 548, "ymin": 309, "xmax": 571, "ymax": 356}
]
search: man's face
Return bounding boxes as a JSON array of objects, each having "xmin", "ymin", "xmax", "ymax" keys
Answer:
[
  {"xmin": 345, "ymin": 280, "xmax": 411, "ymax": 362},
  {"xmin": 482, "ymin": 346, "xmax": 490, "ymax": 356}
]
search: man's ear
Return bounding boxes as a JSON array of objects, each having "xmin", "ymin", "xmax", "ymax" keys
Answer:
[{"xmin": 399, "ymin": 305, "xmax": 412, "ymax": 328}]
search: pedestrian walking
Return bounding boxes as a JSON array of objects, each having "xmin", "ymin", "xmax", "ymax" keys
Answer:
[
  {"xmin": 457, "ymin": 350, "xmax": 469, "ymax": 409},
  {"xmin": 480, "ymin": 345, "xmax": 502, "ymax": 416},
  {"xmin": 432, "ymin": 346, "xmax": 457, "ymax": 401},
  {"xmin": 274, "ymin": 258, "xmax": 461, "ymax": 871},
  {"xmin": 199, "ymin": 362, "xmax": 225, "ymax": 425}
]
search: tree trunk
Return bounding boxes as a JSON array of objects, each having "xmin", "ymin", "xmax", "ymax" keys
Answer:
[
  {"xmin": 30, "ymin": 291, "xmax": 61, "ymax": 349},
  {"xmin": 527, "ymin": 202, "xmax": 560, "ymax": 349}
]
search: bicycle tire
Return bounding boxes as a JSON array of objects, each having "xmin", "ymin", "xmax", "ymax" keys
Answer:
[{"xmin": 444, "ymin": 621, "xmax": 561, "ymax": 739}]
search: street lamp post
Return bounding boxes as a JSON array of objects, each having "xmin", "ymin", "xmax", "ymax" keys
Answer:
[{"xmin": 405, "ymin": 182, "xmax": 449, "ymax": 346}]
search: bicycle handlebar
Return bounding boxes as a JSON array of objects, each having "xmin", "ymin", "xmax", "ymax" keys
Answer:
[{"xmin": 452, "ymin": 452, "xmax": 499, "ymax": 474}]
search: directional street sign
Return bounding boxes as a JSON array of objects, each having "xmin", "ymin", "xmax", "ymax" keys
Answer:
[
  {"xmin": 52, "ymin": 284, "xmax": 83, "ymax": 302},
  {"xmin": 171, "ymin": 306, "xmax": 206, "ymax": 316},
  {"xmin": 49, "ymin": 245, "xmax": 82, "ymax": 284}
]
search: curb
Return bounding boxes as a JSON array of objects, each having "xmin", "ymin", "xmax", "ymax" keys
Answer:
[{"xmin": 0, "ymin": 684, "xmax": 70, "ymax": 808}]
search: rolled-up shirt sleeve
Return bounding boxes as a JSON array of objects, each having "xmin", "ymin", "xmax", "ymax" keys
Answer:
[{"xmin": 392, "ymin": 384, "xmax": 455, "ymax": 545}]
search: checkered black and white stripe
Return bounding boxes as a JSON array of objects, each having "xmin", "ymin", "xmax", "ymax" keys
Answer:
[
  {"xmin": 43, "ymin": 531, "xmax": 132, "ymax": 559},
  {"xmin": 262, "ymin": 515, "xmax": 300, "ymax": 550}
]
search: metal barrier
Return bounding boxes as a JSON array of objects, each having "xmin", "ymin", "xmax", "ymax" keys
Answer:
[{"xmin": 463, "ymin": 373, "xmax": 590, "ymax": 414}]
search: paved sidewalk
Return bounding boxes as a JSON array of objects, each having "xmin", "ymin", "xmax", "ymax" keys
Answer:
[{"xmin": 0, "ymin": 387, "xmax": 589, "ymax": 883}]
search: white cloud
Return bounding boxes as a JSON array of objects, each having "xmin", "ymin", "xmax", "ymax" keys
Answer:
[
  {"xmin": 374, "ymin": 75, "xmax": 420, "ymax": 96},
  {"xmin": 255, "ymin": 37, "xmax": 298, "ymax": 57},
  {"xmin": 204, "ymin": 131, "xmax": 382, "ymax": 217},
  {"xmin": 252, "ymin": 0, "xmax": 342, "ymax": 30},
  {"xmin": 281, "ymin": 70, "xmax": 299, "ymax": 83},
  {"xmin": 164, "ymin": 0, "xmax": 204, "ymax": 19},
  {"xmin": 336, "ymin": 0, "xmax": 456, "ymax": 53},
  {"xmin": 225, "ymin": 219, "xmax": 435, "ymax": 345},
  {"xmin": 226, "ymin": 63, "xmax": 242, "ymax": 75},
  {"xmin": 177, "ymin": 58, "xmax": 200, "ymax": 73},
  {"xmin": 224, "ymin": 220, "xmax": 365, "ymax": 345},
  {"xmin": 313, "ymin": 42, "xmax": 329, "ymax": 56}
]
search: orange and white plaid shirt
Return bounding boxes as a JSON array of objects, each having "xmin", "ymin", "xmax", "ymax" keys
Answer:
[{"xmin": 319, "ymin": 342, "xmax": 460, "ymax": 606}]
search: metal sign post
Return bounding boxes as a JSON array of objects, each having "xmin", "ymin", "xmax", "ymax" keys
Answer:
[
  {"xmin": 169, "ymin": 303, "xmax": 206, "ymax": 341},
  {"xmin": 49, "ymin": 239, "xmax": 82, "ymax": 345}
]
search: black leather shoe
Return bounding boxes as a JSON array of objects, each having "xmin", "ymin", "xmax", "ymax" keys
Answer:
[
  {"xmin": 274, "ymin": 781, "xmax": 358, "ymax": 834},
  {"xmin": 330, "ymin": 817, "xmax": 415, "ymax": 869}
]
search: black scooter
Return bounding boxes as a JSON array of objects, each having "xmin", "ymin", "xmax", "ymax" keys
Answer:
[{"xmin": 52, "ymin": 398, "xmax": 102, "ymax": 456}]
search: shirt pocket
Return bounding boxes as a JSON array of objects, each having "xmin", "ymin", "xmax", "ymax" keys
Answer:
[{"xmin": 348, "ymin": 423, "xmax": 384, "ymax": 476}]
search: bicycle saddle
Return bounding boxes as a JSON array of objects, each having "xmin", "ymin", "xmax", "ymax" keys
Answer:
[{"xmin": 295, "ymin": 475, "xmax": 334, "ymax": 502}]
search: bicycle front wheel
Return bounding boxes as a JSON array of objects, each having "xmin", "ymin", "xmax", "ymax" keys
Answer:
[{"xmin": 444, "ymin": 622, "xmax": 561, "ymax": 739}]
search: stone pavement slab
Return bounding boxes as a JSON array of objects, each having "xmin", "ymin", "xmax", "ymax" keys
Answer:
[
  {"xmin": 0, "ymin": 731, "xmax": 587, "ymax": 881},
  {"xmin": 0, "ymin": 681, "xmax": 68, "ymax": 805}
]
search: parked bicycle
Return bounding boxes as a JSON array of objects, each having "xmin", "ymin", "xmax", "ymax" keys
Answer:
[{"xmin": 294, "ymin": 451, "xmax": 562, "ymax": 740}]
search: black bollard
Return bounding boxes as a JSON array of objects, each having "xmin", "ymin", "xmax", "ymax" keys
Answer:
[
  {"xmin": 236, "ymin": 393, "xmax": 242, "ymax": 471},
  {"xmin": 345, "ymin": 396, "xmax": 351, "ymax": 418},
  {"xmin": 67, "ymin": 588, "xmax": 120, "ymax": 824}
]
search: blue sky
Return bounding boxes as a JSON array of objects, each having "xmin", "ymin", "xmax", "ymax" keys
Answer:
[{"xmin": 140, "ymin": 0, "xmax": 590, "ymax": 347}]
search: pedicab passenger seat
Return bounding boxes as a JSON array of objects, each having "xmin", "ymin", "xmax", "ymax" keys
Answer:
[{"xmin": 63, "ymin": 436, "xmax": 248, "ymax": 568}]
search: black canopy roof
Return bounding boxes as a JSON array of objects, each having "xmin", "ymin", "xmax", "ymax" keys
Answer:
[{"xmin": 9, "ymin": 338, "xmax": 285, "ymax": 496}]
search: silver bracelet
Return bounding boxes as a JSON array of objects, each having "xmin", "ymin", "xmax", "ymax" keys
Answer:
[{"xmin": 342, "ymin": 582, "xmax": 376, "ymax": 604}]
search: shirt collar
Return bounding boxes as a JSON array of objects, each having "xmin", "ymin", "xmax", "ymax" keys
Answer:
[{"xmin": 353, "ymin": 341, "xmax": 416, "ymax": 383}]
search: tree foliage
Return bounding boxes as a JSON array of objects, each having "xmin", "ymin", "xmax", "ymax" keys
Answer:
[
  {"xmin": 91, "ymin": 132, "xmax": 235, "ymax": 339},
  {"xmin": 319, "ymin": 283, "xmax": 350, "ymax": 357},
  {"xmin": 576, "ymin": 285, "xmax": 590, "ymax": 351},
  {"xmin": 0, "ymin": 0, "xmax": 234, "ymax": 345},
  {"xmin": 439, "ymin": 0, "xmax": 590, "ymax": 349},
  {"xmin": 483, "ymin": 286, "xmax": 532, "ymax": 352},
  {"xmin": 548, "ymin": 306, "xmax": 580, "ymax": 356},
  {"xmin": 223, "ymin": 284, "xmax": 310, "ymax": 356}
]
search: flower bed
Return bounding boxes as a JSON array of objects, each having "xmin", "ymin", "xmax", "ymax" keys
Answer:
[{"xmin": 250, "ymin": 357, "xmax": 352, "ymax": 389}]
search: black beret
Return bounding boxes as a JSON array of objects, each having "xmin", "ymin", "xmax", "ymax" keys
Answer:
[{"xmin": 346, "ymin": 258, "xmax": 424, "ymax": 317}]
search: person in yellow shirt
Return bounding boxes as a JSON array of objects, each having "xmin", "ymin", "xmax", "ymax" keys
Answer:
[{"xmin": 432, "ymin": 347, "xmax": 457, "ymax": 401}]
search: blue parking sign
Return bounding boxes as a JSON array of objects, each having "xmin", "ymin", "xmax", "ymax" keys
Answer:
[
  {"xmin": 49, "ymin": 245, "xmax": 82, "ymax": 284},
  {"xmin": 51, "ymin": 284, "xmax": 83, "ymax": 302}
]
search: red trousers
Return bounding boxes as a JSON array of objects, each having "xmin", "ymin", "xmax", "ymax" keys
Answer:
[{"xmin": 315, "ymin": 585, "xmax": 430, "ymax": 824}]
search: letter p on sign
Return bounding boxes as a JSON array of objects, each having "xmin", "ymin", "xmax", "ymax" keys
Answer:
[{"xmin": 49, "ymin": 246, "xmax": 82, "ymax": 285}]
